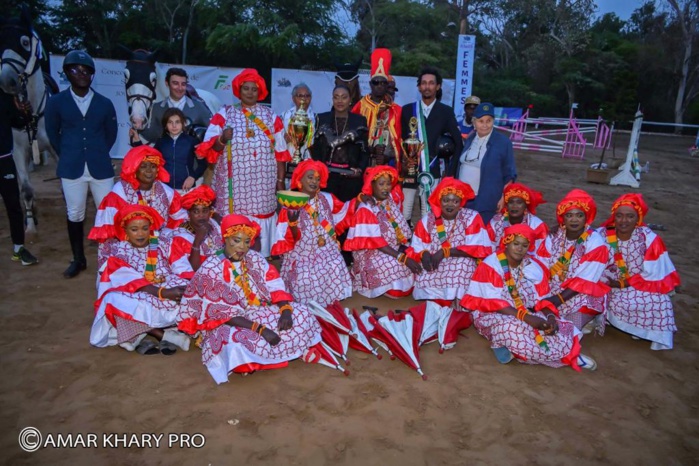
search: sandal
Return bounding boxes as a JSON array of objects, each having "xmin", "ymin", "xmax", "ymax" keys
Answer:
[
  {"xmin": 135, "ymin": 339, "xmax": 159, "ymax": 355},
  {"xmin": 160, "ymin": 341, "xmax": 178, "ymax": 356}
]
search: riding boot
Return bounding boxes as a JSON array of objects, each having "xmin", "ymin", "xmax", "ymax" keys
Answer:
[{"xmin": 63, "ymin": 219, "xmax": 87, "ymax": 278}]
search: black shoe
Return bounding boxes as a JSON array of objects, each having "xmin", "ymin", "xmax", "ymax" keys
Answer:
[{"xmin": 63, "ymin": 259, "xmax": 87, "ymax": 278}]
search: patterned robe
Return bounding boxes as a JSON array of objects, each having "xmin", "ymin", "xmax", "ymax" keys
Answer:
[
  {"xmin": 598, "ymin": 226, "xmax": 680, "ymax": 350},
  {"xmin": 90, "ymin": 239, "xmax": 189, "ymax": 348},
  {"xmin": 486, "ymin": 212, "xmax": 549, "ymax": 256},
  {"xmin": 409, "ymin": 209, "xmax": 492, "ymax": 301},
  {"xmin": 537, "ymin": 228, "xmax": 610, "ymax": 331},
  {"xmin": 462, "ymin": 253, "xmax": 581, "ymax": 369},
  {"xmin": 160, "ymin": 219, "xmax": 224, "ymax": 280},
  {"xmin": 344, "ymin": 197, "xmax": 414, "ymax": 298},
  {"xmin": 178, "ymin": 251, "xmax": 321, "ymax": 384},
  {"xmin": 271, "ymin": 192, "xmax": 352, "ymax": 306}
]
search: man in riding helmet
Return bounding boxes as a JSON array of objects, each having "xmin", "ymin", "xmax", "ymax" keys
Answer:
[{"xmin": 45, "ymin": 50, "xmax": 118, "ymax": 278}]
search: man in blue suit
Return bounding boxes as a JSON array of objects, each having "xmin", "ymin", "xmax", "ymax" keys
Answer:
[
  {"xmin": 45, "ymin": 51, "xmax": 118, "ymax": 278},
  {"xmin": 447, "ymin": 102, "xmax": 516, "ymax": 224}
]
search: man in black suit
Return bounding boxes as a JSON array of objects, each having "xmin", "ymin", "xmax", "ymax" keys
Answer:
[{"xmin": 400, "ymin": 67, "xmax": 463, "ymax": 222}]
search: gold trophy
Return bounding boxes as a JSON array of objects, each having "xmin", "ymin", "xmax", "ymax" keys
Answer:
[
  {"xmin": 288, "ymin": 100, "xmax": 311, "ymax": 164},
  {"xmin": 401, "ymin": 117, "xmax": 424, "ymax": 181}
]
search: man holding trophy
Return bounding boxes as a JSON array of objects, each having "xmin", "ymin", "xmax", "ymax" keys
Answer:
[
  {"xmin": 282, "ymin": 83, "xmax": 315, "ymax": 169},
  {"xmin": 400, "ymin": 67, "xmax": 463, "ymax": 222},
  {"xmin": 352, "ymin": 48, "xmax": 402, "ymax": 169}
]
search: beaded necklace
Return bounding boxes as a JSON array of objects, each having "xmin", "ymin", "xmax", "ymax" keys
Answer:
[
  {"xmin": 605, "ymin": 226, "xmax": 628, "ymax": 280},
  {"xmin": 144, "ymin": 235, "xmax": 163, "ymax": 283},
  {"xmin": 303, "ymin": 197, "xmax": 337, "ymax": 247},
  {"xmin": 230, "ymin": 259, "xmax": 261, "ymax": 306},
  {"xmin": 379, "ymin": 201, "xmax": 407, "ymax": 245},
  {"xmin": 434, "ymin": 215, "xmax": 458, "ymax": 247},
  {"xmin": 498, "ymin": 252, "xmax": 549, "ymax": 352},
  {"xmin": 136, "ymin": 185, "xmax": 155, "ymax": 206},
  {"xmin": 550, "ymin": 228, "xmax": 592, "ymax": 280}
]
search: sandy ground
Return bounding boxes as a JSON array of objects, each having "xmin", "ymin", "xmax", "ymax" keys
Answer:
[{"xmin": 1, "ymin": 132, "xmax": 698, "ymax": 466}]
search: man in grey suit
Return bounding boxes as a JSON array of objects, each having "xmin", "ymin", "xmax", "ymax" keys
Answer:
[{"xmin": 131, "ymin": 68, "xmax": 212, "ymax": 145}]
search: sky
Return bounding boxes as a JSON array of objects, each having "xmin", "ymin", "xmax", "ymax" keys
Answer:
[{"xmin": 595, "ymin": 0, "xmax": 643, "ymax": 20}]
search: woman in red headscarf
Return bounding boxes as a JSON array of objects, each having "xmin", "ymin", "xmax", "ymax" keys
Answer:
[
  {"xmin": 89, "ymin": 146, "xmax": 188, "ymax": 267},
  {"xmin": 160, "ymin": 185, "xmax": 223, "ymax": 279},
  {"xmin": 344, "ymin": 166, "xmax": 421, "ymax": 298},
  {"xmin": 537, "ymin": 189, "xmax": 610, "ymax": 336},
  {"xmin": 195, "ymin": 69, "xmax": 291, "ymax": 259},
  {"xmin": 597, "ymin": 194, "xmax": 680, "ymax": 350},
  {"xmin": 90, "ymin": 204, "xmax": 191, "ymax": 356},
  {"xmin": 486, "ymin": 182, "xmax": 548, "ymax": 254},
  {"xmin": 271, "ymin": 160, "xmax": 353, "ymax": 306},
  {"xmin": 461, "ymin": 224, "xmax": 595, "ymax": 371},
  {"xmin": 178, "ymin": 214, "xmax": 322, "ymax": 384},
  {"xmin": 409, "ymin": 177, "xmax": 492, "ymax": 304}
]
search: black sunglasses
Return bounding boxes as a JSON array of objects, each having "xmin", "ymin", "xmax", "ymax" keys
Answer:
[{"xmin": 371, "ymin": 80, "xmax": 388, "ymax": 86}]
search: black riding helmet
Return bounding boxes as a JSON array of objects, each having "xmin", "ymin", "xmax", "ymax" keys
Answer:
[
  {"xmin": 436, "ymin": 135, "xmax": 455, "ymax": 159},
  {"xmin": 63, "ymin": 50, "xmax": 95, "ymax": 72}
]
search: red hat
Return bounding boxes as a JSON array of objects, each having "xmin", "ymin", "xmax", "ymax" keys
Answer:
[
  {"xmin": 114, "ymin": 204, "xmax": 164, "ymax": 241},
  {"xmin": 361, "ymin": 165, "xmax": 399, "ymax": 196},
  {"xmin": 232, "ymin": 68, "xmax": 268, "ymax": 101},
  {"xmin": 500, "ymin": 224, "xmax": 536, "ymax": 252},
  {"xmin": 503, "ymin": 183, "xmax": 546, "ymax": 215},
  {"xmin": 370, "ymin": 48, "xmax": 392, "ymax": 79},
  {"xmin": 220, "ymin": 214, "xmax": 261, "ymax": 246},
  {"xmin": 427, "ymin": 177, "xmax": 475, "ymax": 218},
  {"xmin": 181, "ymin": 185, "xmax": 216, "ymax": 211},
  {"xmin": 602, "ymin": 193, "xmax": 649, "ymax": 227},
  {"xmin": 556, "ymin": 189, "xmax": 597, "ymax": 226},
  {"xmin": 290, "ymin": 160, "xmax": 329, "ymax": 191},
  {"xmin": 121, "ymin": 146, "xmax": 169, "ymax": 190}
]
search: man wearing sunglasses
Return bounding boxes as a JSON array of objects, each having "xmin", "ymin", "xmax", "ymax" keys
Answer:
[
  {"xmin": 352, "ymin": 48, "xmax": 401, "ymax": 168},
  {"xmin": 45, "ymin": 50, "xmax": 118, "ymax": 279}
]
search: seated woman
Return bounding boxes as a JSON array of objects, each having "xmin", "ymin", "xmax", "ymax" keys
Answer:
[
  {"xmin": 462, "ymin": 224, "xmax": 596, "ymax": 370},
  {"xmin": 537, "ymin": 189, "xmax": 610, "ymax": 334},
  {"xmin": 90, "ymin": 204, "xmax": 191, "ymax": 355},
  {"xmin": 409, "ymin": 177, "xmax": 492, "ymax": 305},
  {"xmin": 597, "ymin": 193, "xmax": 680, "ymax": 350},
  {"xmin": 178, "ymin": 214, "xmax": 322, "ymax": 384},
  {"xmin": 486, "ymin": 182, "xmax": 548, "ymax": 254},
  {"xmin": 89, "ymin": 146, "xmax": 188, "ymax": 266},
  {"xmin": 161, "ymin": 185, "xmax": 223, "ymax": 280},
  {"xmin": 343, "ymin": 166, "xmax": 422, "ymax": 298},
  {"xmin": 271, "ymin": 160, "xmax": 353, "ymax": 306}
]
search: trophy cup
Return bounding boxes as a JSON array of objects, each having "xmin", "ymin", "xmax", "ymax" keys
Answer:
[
  {"xmin": 401, "ymin": 117, "xmax": 424, "ymax": 184},
  {"xmin": 288, "ymin": 100, "xmax": 311, "ymax": 165}
]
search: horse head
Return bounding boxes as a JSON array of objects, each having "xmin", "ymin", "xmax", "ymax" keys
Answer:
[
  {"xmin": 334, "ymin": 56, "xmax": 363, "ymax": 108},
  {"xmin": 123, "ymin": 48, "xmax": 158, "ymax": 131},
  {"xmin": 0, "ymin": 5, "xmax": 43, "ymax": 95}
]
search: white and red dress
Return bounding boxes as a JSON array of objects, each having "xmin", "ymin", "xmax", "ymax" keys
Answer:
[
  {"xmin": 197, "ymin": 105, "xmax": 291, "ymax": 257},
  {"xmin": 487, "ymin": 212, "xmax": 549, "ymax": 256},
  {"xmin": 160, "ymin": 219, "xmax": 224, "ymax": 280},
  {"xmin": 537, "ymin": 229, "xmax": 610, "ymax": 332},
  {"xmin": 463, "ymin": 253, "xmax": 581, "ymax": 369},
  {"xmin": 90, "ymin": 239, "xmax": 189, "ymax": 348},
  {"xmin": 177, "ymin": 251, "xmax": 322, "ymax": 384},
  {"xmin": 410, "ymin": 209, "xmax": 492, "ymax": 301},
  {"xmin": 344, "ymin": 198, "xmax": 414, "ymax": 298},
  {"xmin": 272, "ymin": 192, "xmax": 352, "ymax": 306},
  {"xmin": 599, "ymin": 226, "xmax": 680, "ymax": 350}
]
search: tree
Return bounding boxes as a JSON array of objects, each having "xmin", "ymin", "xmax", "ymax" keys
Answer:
[{"xmin": 666, "ymin": 0, "xmax": 699, "ymax": 129}]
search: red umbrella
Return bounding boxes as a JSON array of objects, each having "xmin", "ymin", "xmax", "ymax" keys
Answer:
[
  {"xmin": 437, "ymin": 306, "xmax": 472, "ymax": 353},
  {"xmin": 308, "ymin": 301, "xmax": 351, "ymax": 365},
  {"xmin": 407, "ymin": 302, "xmax": 440, "ymax": 346},
  {"xmin": 347, "ymin": 309, "xmax": 382, "ymax": 360},
  {"xmin": 358, "ymin": 309, "xmax": 394, "ymax": 359},
  {"xmin": 368, "ymin": 310, "xmax": 427, "ymax": 380},
  {"xmin": 303, "ymin": 342, "xmax": 349, "ymax": 376},
  {"xmin": 408, "ymin": 301, "xmax": 473, "ymax": 353}
]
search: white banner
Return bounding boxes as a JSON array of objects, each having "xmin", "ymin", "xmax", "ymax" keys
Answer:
[
  {"xmin": 270, "ymin": 68, "xmax": 455, "ymax": 117},
  {"xmin": 453, "ymin": 34, "xmax": 476, "ymax": 122},
  {"xmin": 49, "ymin": 54, "xmax": 242, "ymax": 159}
]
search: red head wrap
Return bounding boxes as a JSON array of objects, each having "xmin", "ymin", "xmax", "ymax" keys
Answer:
[
  {"xmin": 290, "ymin": 160, "xmax": 329, "ymax": 191},
  {"xmin": 427, "ymin": 177, "xmax": 475, "ymax": 218},
  {"xmin": 500, "ymin": 224, "xmax": 536, "ymax": 252},
  {"xmin": 220, "ymin": 214, "xmax": 261, "ymax": 246},
  {"xmin": 361, "ymin": 165, "xmax": 399, "ymax": 196},
  {"xmin": 232, "ymin": 68, "xmax": 268, "ymax": 101},
  {"xmin": 503, "ymin": 183, "xmax": 546, "ymax": 215},
  {"xmin": 121, "ymin": 146, "xmax": 169, "ymax": 190},
  {"xmin": 181, "ymin": 185, "xmax": 216, "ymax": 211},
  {"xmin": 114, "ymin": 204, "xmax": 164, "ymax": 241},
  {"xmin": 602, "ymin": 193, "xmax": 648, "ymax": 227},
  {"xmin": 556, "ymin": 189, "xmax": 597, "ymax": 226}
]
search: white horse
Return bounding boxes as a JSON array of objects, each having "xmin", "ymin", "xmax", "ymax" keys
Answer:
[{"xmin": 0, "ymin": 6, "xmax": 58, "ymax": 234}]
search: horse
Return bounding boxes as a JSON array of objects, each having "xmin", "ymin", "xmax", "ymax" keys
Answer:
[
  {"xmin": 123, "ymin": 48, "xmax": 221, "ymax": 144},
  {"xmin": 334, "ymin": 57, "xmax": 363, "ymax": 108},
  {"xmin": 0, "ymin": 5, "xmax": 58, "ymax": 234}
]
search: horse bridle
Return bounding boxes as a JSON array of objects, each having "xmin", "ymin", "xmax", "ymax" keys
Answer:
[{"xmin": 125, "ymin": 60, "xmax": 157, "ymax": 129}]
